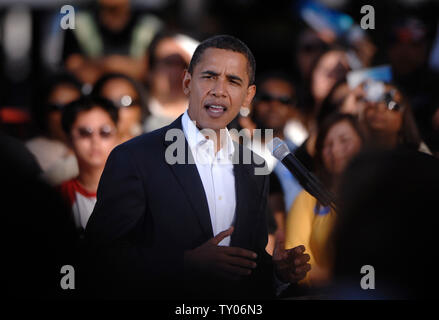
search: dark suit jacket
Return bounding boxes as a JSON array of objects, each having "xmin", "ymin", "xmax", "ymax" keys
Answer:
[{"xmin": 83, "ymin": 115, "xmax": 274, "ymax": 299}]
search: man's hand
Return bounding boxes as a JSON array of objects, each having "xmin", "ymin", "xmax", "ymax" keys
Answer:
[
  {"xmin": 272, "ymin": 232, "xmax": 311, "ymax": 284},
  {"xmin": 184, "ymin": 227, "xmax": 258, "ymax": 281}
]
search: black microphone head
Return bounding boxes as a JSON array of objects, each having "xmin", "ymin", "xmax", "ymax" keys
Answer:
[{"xmin": 267, "ymin": 137, "xmax": 290, "ymax": 161}]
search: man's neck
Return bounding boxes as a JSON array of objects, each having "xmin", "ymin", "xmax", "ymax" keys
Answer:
[{"xmin": 186, "ymin": 111, "xmax": 227, "ymax": 154}]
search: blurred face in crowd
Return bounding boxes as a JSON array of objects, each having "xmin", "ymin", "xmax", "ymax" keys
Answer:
[
  {"xmin": 183, "ymin": 48, "xmax": 256, "ymax": 133},
  {"xmin": 340, "ymin": 85, "xmax": 367, "ymax": 115},
  {"xmin": 296, "ymin": 29, "xmax": 327, "ymax": 81},
  {"xmin": 362, "ymin": 85, "xmax": 404, "ymax": 137},
  {"xmin": 65, "ymin": 55, "xmax": 102, "ymax": 89},
  {"xmin": 98, "ymin": 0, "xmax": 130, "ymax": 32},
  {"xmin": 150, "ymin": 37, "xmax": 191, "ymax": 100},
  {"xmin": 99, "ymin": 78, "xmax": 142, "ymax": 141},
  {"xmin": 387, "ymin": 19, "xmax": 429, "ymax": 76},
  {"xmin": 388, "ymin": 40, "xmax": 429, "ymax": 76},
  {"xmin": 330, "ymin": 82, "xmax": 350, "ymax": 108},
  {"xmin": 311, "ymin": 50, "xmax": 349, "ymax": 107},
  {"xmin": 47, "ymin": 84, "xmax": 81, "ymax": 142},
  {"xmin": 253, "ymin": 78, "xmax": 296, "ymax": 134},
  {"xmin": 70, "ymin": 106, "xmax": 118, "ymax": 170},
  {"xmin": 433, "ymin": 108, "xmax": 439, "ymax": 132},
  {"xmin": 322, "ymin": 120, "xmax": 362, "ymax": 175}
]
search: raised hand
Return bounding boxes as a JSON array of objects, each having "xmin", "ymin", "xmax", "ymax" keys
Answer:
[
  {"xmin": 272, "ymin": 231, "xmax": 311, "ymax": 284},
  {"xmin": 184, "ymin": 227, "xmax": 258, "ymax": 281}
]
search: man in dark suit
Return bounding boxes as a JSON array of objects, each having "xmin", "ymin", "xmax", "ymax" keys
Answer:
[{"xmin": 83, "ymin": 35, "xmax": 310, "ymax": 299}]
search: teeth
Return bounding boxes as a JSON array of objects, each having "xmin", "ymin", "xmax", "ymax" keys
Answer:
[{"xmin": 206, "ymin": 105, "xmax": 225, "ymax": 113}]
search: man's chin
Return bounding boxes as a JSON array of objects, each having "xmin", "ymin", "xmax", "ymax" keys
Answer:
[{"xmin": 198, "ymin": 118, "xmax": 231, "ymax": 131}]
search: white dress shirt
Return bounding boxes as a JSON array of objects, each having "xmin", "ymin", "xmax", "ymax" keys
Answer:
[
  {"xmin": 182, "ymin": 111, "xmax": 290, "ymax": 294},
  {"xmin": 182, "ymin": 111, "xmax": 236, "ymax": 246},
  {"xmin": 72, "ymin": 192, "xmax": 96, "ymax": 230}
]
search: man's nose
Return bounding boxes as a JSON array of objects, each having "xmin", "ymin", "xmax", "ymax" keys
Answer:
[{"xmin": 211, "ymin": 78, "xmax": 227, "ymax": 97}]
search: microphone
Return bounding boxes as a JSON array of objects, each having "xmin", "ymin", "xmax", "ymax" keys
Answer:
[{"xmin": 268, "ymin": 137, "xmax": 337, "ymax": 210}]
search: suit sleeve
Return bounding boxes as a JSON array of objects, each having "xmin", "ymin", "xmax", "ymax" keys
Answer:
[
  {"xmin": 256, "ymin": 173, "xmax": 271, "ymax": 251},
  {"xmin": 83, "ymin": 145, "xmax": 183, "ymax": 298},
  {"xmin": 249, "ymin": 172, "xmax": 277, "ymax": 299}
]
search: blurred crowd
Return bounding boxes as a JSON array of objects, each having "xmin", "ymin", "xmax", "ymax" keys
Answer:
[{"xmin": 1, "ymin": 0, "xmax": 439, "ymax": 299}]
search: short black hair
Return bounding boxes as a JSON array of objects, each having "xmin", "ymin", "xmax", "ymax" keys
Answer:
[
  {"xmin": 188, "ymin": 34, "xmax": 256, "ymax": 86},
  {"xmin": 61, "ymin": 96, "xmax": 119, "ymax": 135}
]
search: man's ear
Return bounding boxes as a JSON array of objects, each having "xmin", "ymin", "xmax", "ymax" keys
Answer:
[
  {"xmin": 243, "ymin": 84, "xmax": 256, "ymax": 108},
  {"xmin": 182, "ymin": 70, "xmax": 191, "ymax": 96}
]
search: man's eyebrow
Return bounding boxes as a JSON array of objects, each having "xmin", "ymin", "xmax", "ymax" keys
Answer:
[
  {"xmin": 201, "ymin": 70, "xmax": 219, "ymax": 76},
  {"xmin": 227, "ymin": 74, "xmax": 243, "ymax": 84},
  {"xmin": 200, "ymin": 70, "xmax": 244, "ymax": 84}
]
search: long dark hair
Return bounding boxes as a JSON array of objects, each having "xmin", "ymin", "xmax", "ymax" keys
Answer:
[
  {"xmin": 316, "ymin": 79, "xmax": 348, "ymax": 128},
  {"xmin": 306, "ymin": 45, "xmax": 350, "ymax": 117},
  {"xmin": 362, "ymin": 84, "xmax": 422, "ymax": 151},
  {"xmin": 395, "ymin": 89, "xmax": 422, "ymax": 150}
]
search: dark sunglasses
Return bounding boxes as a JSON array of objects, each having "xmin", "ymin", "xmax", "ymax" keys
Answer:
[
  {"xmin": 257, "ymin": 92, "xmax": 296, "ymax": 106},
  {"xmin": 384, "ymin": 100, "xmax": 401, "ymax": 112},
  {"xmin": 362, "ymin": 89, "xmax": 402, "ymax": 112},
  {"xmin": 74, "ymin": 125, "xmax": 115, "ymax": 139},
  {"xmin": 383, "ymin": 91, "xmax": 402, "ymax": 112},
  {"xmin": 156, "ymin": 54, "xmax": 188, "ymax": 69}
]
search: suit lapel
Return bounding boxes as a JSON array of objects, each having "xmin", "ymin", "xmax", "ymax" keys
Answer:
[
  {"xmin": 162, "ymin": 116, "xmax": 214, "ymax": 239},
  {"xmin": 231, "ymin": 143, "xmax": 253, "ymax": 249}
]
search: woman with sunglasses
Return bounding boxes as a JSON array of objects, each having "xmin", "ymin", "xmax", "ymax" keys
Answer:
[
  {"xmin": 360, "ymin": 83, "xmax": 426, "ymax": 152},
  {"xmin": 59, "ymin": 96, "xmax": 119, "ymax": 236}
]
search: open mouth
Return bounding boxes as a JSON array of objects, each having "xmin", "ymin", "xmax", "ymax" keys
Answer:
[{"xmin": 204, "ymin": 104, "xmax": 228, "ymax": 117}]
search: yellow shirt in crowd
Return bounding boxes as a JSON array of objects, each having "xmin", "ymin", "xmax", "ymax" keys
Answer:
[{"xmin": 285, "ymin": 190, "xmax": 337, "ymax": 287}]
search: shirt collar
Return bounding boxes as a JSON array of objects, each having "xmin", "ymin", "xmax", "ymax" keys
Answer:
[{"xmin": 182, "ymin": 110, "xmax": 235, "ymax": 161}]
